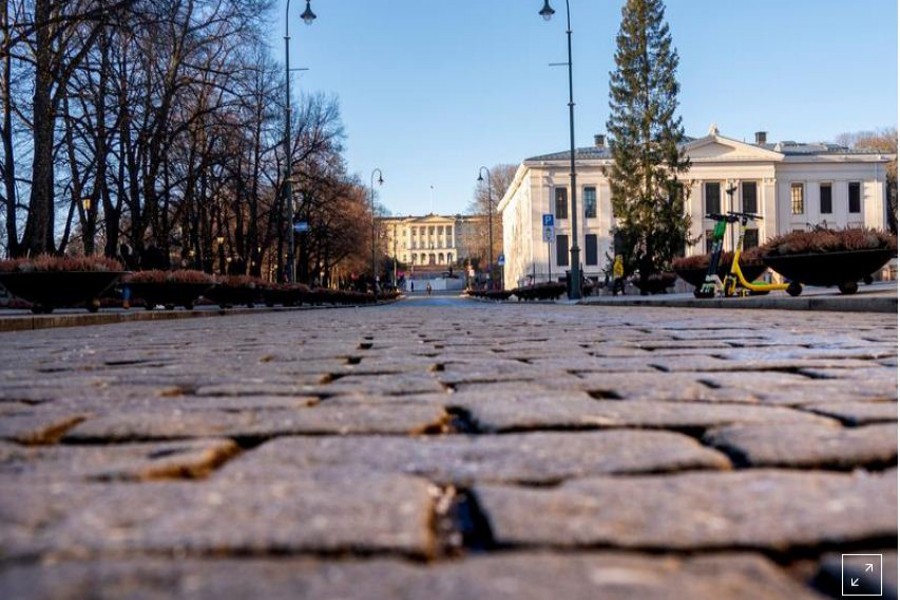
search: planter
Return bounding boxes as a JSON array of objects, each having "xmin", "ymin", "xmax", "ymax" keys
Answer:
[
  {"xmin": 675, "ymin": 264, "xmax": 769, "ymax": 289},
  {"xmin": 128, "ymin": 281, "xmax": 214, "ymax": 310},
  {"xmin": 762, "ymin": 249, "xmax": 895, "ymax": 294},
  {"xmin": 513, "ymin": 282, "xmax": 566, "ymax": 301},
  {"xmin": 632, "ymin": 272, "xmax": 677, "ymax": 295},
  {"xmin": 0, "ymin": 271, "xmax": 124, "ymax": 314}
]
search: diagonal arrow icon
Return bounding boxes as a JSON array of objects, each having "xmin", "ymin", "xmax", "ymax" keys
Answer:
[
  {"xmin": 851, "ymin": 578, "xmax": 860, "ymax": 587},
  {"xmin": 865, "ymin": 563, "xmax": 874, "ymax": 572}
]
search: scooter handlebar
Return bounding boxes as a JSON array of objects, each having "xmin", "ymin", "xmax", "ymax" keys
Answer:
[
  {"xmin": 727, "ymin": 211, "xmax": 763, "ymax": 221},
  {"xmin": 705, "ymin": 212, "xmax": 741, "ymax": 222}
]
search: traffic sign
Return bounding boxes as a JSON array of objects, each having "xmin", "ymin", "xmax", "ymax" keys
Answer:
[
  {"xmin": 293, "ymin": 221, "xmax": 309, "ymax": 233},
  {"xmin": 542, "ymin": 226, "xmax": 554, "ymax": 243},
  {"xmin": 542, "ymin": 214, "xmax": 554, "ymax": 227},
  {"xmin": 498, "ymin": 254, "xmax": 505, "ymax": 266}
]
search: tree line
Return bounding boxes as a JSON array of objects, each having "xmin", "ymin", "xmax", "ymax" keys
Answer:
[{"xmin": 1, "ymin": 0, "xmax": 376, "ymax": 283}]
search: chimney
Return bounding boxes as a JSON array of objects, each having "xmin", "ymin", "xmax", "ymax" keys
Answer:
[
  {"xmin": 594, "ymin": 134, "xmax": 606, "ymax": 148},
  {"xmin": 755, "ymin": 131, "xmax": 767, "ymax": 145}
]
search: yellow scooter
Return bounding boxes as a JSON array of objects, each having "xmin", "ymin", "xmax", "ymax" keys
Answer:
[{"xmin": 722, "ymin": 211, "xmax": 803, "ymax": 297}]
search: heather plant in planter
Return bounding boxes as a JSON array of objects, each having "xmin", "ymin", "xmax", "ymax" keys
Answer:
[
  {"xmin": 261, "ymin": 282, "xmax": 310, "ymax": 307},
  {"xmin": 204, "ymin": 275, "xmax": 263, "ymax": 309},
  {"xmin": 0, "ymin": 255, "xmax": 124, "ymax": 313},
  {"xmin": 125, "ymin": 269, "xmax": 215, "ymax": 310},
  {"xmin": 761, "ymin": 228, "xmax": 897, "ymax": 294}
]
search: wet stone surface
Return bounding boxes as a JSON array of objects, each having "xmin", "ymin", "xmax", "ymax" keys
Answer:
[{"xmin": 0, "ymin": 300, "xmax": 895, "ymax": 598}]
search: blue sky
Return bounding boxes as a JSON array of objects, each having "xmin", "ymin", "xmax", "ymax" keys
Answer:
[{"xmin": 270, "ymin": 0, "xmax": 898, "ymax": 217}]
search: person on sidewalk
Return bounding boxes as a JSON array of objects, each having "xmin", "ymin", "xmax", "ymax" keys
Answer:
[{"xmin": 612, "ymin": 255, "xmax": 625, "ymax": 296}]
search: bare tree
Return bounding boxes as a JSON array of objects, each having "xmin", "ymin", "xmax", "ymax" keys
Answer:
[{"xmin": 468, "ymin": 162, "xmax": 515, "ymax": 268}]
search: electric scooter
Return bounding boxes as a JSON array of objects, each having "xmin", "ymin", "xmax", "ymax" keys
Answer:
[
  {"xmin": 722, "ymin": 211, "xmax": 802, "ymax": 297},
  {"xmin": 694, "ymin": 213, "xmax": 739, "ymax": 298}
]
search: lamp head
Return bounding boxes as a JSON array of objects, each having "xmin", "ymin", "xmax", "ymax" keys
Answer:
[
  {"xmin": 301, "ymin": 1, "xmax": 316, "ymax": 25},
  {"xmin": 539, "ymin": 0, "xmax": 555, "ymax": 21},
  {"xmin": 477, "ymin": 173, "xmax": 484, "ymax": 183},
  {"xmin": 377, "ymin": 175, "xmax": 384, "ymax": 186}
]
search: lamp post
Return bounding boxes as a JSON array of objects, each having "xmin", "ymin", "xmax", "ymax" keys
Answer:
[
  {"xmin": 370, "ymin": 168, "xmax": 384, "ymax": 283},
  {"xmin": 539, "ymin": 0, "xmax": 581, "ymax": 299},
  {"xmin": 477, "ymin": 166, "xmax": 493, "ymax": 289},
  {"xmin": 284, "ymin": 0, "xmax": 316, "ymax": 283}
]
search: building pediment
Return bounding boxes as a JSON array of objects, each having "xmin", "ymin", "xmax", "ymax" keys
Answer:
[
  {"xmin": 407, "ymin": 214, "xmax": 456, "ymax": 225},
  {"xmin": 684, "ymin": 135, "xmax": 784, "ymax": 163}
]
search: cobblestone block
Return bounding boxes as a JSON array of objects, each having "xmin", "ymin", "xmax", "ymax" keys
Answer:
[
  {"xmin": 703, "ymin": 423, "xmax": 898, "ymax": 469},
  {"xmin": 452, "ymin": 395, "xmax": 837, "ymax": 433},
  {"xmin": 0, "ymin": 552, "xmax": 825, "ymax": 600},
  {"xmin": 0, "ymin": 471, "xmax": 435, "ymax": 560},
  {"xmin": 803, "ymin": 401, "xmax": 899, "ymax": 425},
  {"xmin": 476, "ymin": 469, "xmax": 897, "ymax": 551},
  {"xmin": 0, "ymin": 438, "xmax": 239, "ymax": 481},
  {"xmin": 216, "ymin": 430, "xmax": 730, "ymax": 485},
  {"xmin": 63, "ymin": 404, "xmax": 451, "ymax": 442}
]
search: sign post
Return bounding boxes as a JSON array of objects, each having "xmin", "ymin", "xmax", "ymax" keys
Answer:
[{"xmin": 542, "ymin": 214, "xmax": 554, "ymax": 282}]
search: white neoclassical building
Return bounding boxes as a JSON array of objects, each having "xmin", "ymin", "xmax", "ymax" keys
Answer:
[
  {"xmin": 377, "ymin": 213, "xmax": 492, "ymax": 270},
  {"xmin": 498, "ymin": 128, "xmax": 893, "ymax": 288}
]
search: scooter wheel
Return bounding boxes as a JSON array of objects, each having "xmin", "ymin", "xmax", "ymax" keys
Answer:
[
  {"xmin": 838, "ymin": 281, "xmax": 858, "ymax": 295},
  {"xmin": 786, "ymin": 281, "xmax": 802, "ymax": 297}
]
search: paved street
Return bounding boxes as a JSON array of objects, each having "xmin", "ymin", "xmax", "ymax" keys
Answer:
[{"xmin": 0, "ymin": 296, "xmax": 896, "ymax": 599}]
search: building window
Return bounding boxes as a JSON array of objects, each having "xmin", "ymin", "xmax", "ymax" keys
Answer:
[
  {"xmin": 556, "ymin": 234, "xmax": 569, "ymax": 266},
  {"xmin": 820, "ymin": 183, "xmax": 832, "ymax": 214},
  {"xmin": 704, "ymin": 182, "xmax": 721, "ymax": 215},
  {"xmin": 447, "ymin": 253, "xmax": 453, "ymax": 263},
  {"xmin": 790, "ymin": 183, "xmax": 804, "ymax": 215},
  {"xmin": 742, "ymin": 181, "xmax": 758, "ymax": 214},
  {"xmin": 555, "ymin": 188, "xmax": 568, "ymax": 219},
  {"xmin": 584, "ymin": 187, "xmax": 597, "ymax": 219},
  {"xmin": 849, "ymin": 181, "xmax": 861, "ymax": 213},
  {"xmin": 744, "ymin": 229, "xmax": 759, "ymax": 249},
  {"xmin": 585, "ymin": 234, "xmax": 598, "ymax": 266},
  {"xmin": 705, "ymin": 229, "xmax": 715, "ymax": 253}
]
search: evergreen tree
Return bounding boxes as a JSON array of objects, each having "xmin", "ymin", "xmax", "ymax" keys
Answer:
[{"xmin": 605, "ymin": 0, "xmax": 693, "ymax": 283}]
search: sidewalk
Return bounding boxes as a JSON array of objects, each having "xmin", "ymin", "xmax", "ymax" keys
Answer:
[{"xmin": 580, "ymin": 281, "xmax": 898, "ymax": 313}]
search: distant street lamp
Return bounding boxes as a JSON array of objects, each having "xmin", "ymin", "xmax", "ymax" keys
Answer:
[
  {"xmin": 539, "ymin": 0, "xmax": 581, "ymax": 299},
  {"xmin": 477, "ymin": 166, "xmax": 494, "ymax": 289},
  {"xmin": 370, "ymin": 168, "xmax": 384, "ymax": 281},
  {"xmin": 284, "ymin": 0, "xmax": 316, "ymax": 283}
]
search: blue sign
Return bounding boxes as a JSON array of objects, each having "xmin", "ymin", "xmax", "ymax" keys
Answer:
[
  {"xmin": 542, "ymin": 214, "xmax": 554, "ymax": 227},
  {"xmin": 498, "ymin": 254, "xmax": 505, "ymax": 266}
]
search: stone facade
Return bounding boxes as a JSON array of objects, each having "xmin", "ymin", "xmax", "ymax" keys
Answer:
[{"xmin": 498, "ymin": 129, "xmax": 893, "ymax": 288}]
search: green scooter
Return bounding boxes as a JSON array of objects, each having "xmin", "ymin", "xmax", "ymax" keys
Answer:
[{"xmin": 694, "ymin": 213, "xmax": 739, "ymax": 298}]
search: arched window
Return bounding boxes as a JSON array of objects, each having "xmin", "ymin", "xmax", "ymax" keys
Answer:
[
  {"xmin": 438, "ymin": 253, "xmax": 445, "ymax": 263},
  {"xmin": 429, "ymin": 253, "xmax": 436, "ymax": 265},
  {"xmin": 447, "ymin": 253, "xmax": 453, "ymax": 264}
]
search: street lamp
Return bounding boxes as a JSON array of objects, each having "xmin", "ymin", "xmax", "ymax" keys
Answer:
[
  {"xmin": 284, "ymin": 0, "xmax": 316, "ymax": 283},
  {"xmin": 539, "ymin": 0, "xmax": 581, "ymax": 299},
  {"xmin": 370, "ymin": 168, "xmax": 384, "ymax": 283},
  {"xmin": 477, "ymin": 166, "xmax": 494, "ymax": 289}
]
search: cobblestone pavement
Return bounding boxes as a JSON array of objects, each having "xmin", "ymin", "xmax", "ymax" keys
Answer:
[{"xmin": 0, "ymin": 296, "xmax": 896, "ymax": 599}]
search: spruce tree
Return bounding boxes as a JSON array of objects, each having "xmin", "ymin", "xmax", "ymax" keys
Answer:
[{"xmin": 605, "ymin": 0, "xmax": 693, "ymax": 283}]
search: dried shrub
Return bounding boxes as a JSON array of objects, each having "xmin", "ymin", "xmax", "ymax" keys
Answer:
[
  {"xmin": 215, "ymin": 275, "xmax": 262, "ymax": 289},
  {"xmin": 762, "ymin": 228, "xmax": 898, "ymax": 257},
  {"xmin": 673, "ymin": 247, "xmax": 763, "ymax": 270},
  {"xmin": 127, "ymin": 269, "xmax": 215, "ymax": 284},
  {"xmin": 0, "ymin": 255, "xmax": 123, "ymax": 273}
]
